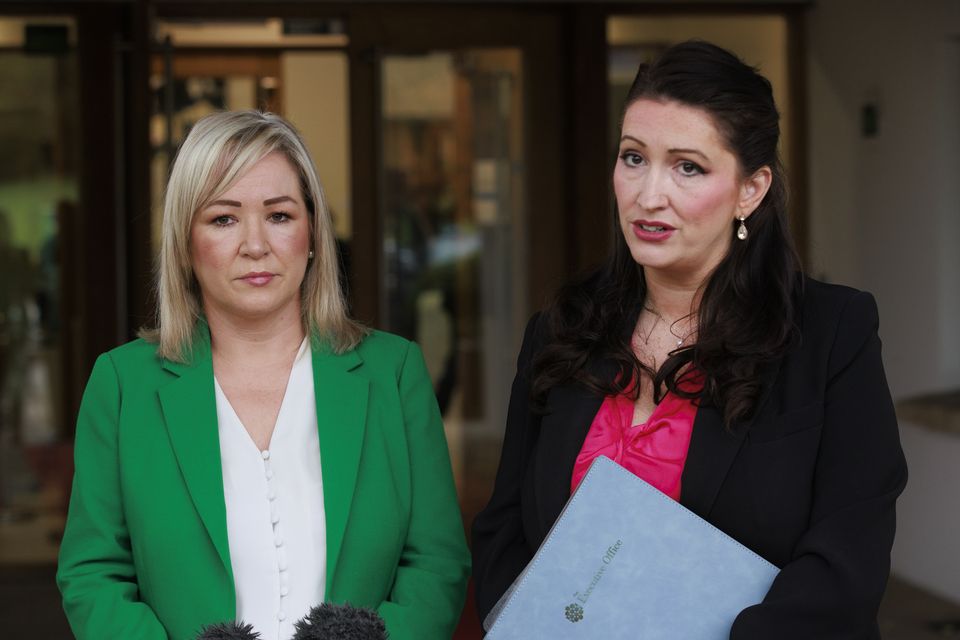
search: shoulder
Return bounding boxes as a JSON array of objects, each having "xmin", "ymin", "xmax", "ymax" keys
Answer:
[
  {"xmin": 549, "ymin": 268, "xmax": 611, "ymax": 315},
  {"xmin": 92, "ymin": 338, "xmax": 163, "ymax": 376},
  {"xmin": 797, "ymin": 276, "xmax": 880, "ymax": 337},
  {"xmin": 519, "ymin": 311, "xmax": 549, "ymax": 353},
  {"xmin": 344, "ymin": 329, "xmax": 427, "ymax": 381},
  {"xmin": 792, "ymin": 275, "xmax": 882, "ymax": 373},
  {"xmin": 104, "ymin": 337, "xmax": 161, "ymax": 360},
  {"xmin": 798, "ymin": 276, "xmax": 874, "ymax": 315},
  {"xmin": 78, "ymin": 338, "xmax": 166, "ymax": 402},
  {"xmin": 353, "ymin": 329, "xmax": 414, "ymax": 362}
]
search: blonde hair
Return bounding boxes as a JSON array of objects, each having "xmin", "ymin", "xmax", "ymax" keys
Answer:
[{"xmin": 141, "ymin": 110, "xmax": 367, "ymax": 361}]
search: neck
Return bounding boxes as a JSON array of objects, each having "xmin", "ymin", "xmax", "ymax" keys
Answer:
[
  {"xmin": 205, "ymin": 304, "xmax": 306, "ymax": 365},
  {"xmin": 642, "ymin": 268, "xmax": 705, "ymax": 322}
]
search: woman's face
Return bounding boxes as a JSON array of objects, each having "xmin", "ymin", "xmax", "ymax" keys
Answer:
[
  {"xmin": 613, "ymin": 99, "xmax": 769, "ymax": 284},
  {"xmin": 190, "ymin": 151, "xmax": 312, "ymax": 325}
]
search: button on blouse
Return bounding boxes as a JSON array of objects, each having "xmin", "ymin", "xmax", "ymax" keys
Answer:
[{"xmin": 215, "ymin": 338, "xmax": 326, "ymax": 640}]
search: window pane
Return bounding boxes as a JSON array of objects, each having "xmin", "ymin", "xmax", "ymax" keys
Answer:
[
  {"xmin": 379, "ymin": 49, "xmax": 526, "ymax": 519},
  {"xmin": 0, "ymin": 16, "xmax": 79, "ymax": 565}
]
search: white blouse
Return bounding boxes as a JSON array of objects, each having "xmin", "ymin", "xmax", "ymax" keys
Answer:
[{"xmin": 215, "ymin": 338, "xmax": 326, "ymax": 640}]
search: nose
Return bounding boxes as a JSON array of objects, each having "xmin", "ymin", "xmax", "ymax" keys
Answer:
[
  {"xmin": 240, "ymin": 219, "xmax": 270, "ymax": 258},
  {"xmin": 637, "ymin": 167, "xmax": 668, "ymax": 212}
]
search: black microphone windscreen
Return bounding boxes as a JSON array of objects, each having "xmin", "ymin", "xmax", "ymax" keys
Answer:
[
  {"xmin": 196, "ymin": 620, "xmax": 263, "ymax": 640},
  {"xmin": 291, "ymin": 603, "xmax": 388, "ymax": 640}
]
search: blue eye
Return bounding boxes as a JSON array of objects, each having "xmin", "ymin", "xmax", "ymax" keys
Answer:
[
  {"xmin": 213, "ymin": 215, "xmax": 234, "ymax": 226},
  {"xmin": 269, "ymin": 212, "xmax": 291, "ymax": 223},
  {"xmin": 620, "ymin": 152, "xmax": 644, "ymax": 168}
]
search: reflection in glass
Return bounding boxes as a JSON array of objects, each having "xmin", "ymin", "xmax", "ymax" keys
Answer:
[
  {"xmin": 380, "ymin": 50, "xmax": 526, "ymax": 522},
  {"xmin": 149, "ymin": 47, "xmax": 353, "ymax": 251},
  {"xmin": 149, "ymin": 50, "xmax": 281, "ymax": 252},
  {"xmin": 0, "ymin": 17, "xmax": 78, "ymax": 564}
]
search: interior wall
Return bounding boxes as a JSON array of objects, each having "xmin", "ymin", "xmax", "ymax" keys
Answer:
[
  {"xmin": 806, "ymin": 0, "xmax": 960, "ymax": 603},
  {"xmin": 939, "ymin": 38, "xmax": 960, "ymax": 384},
  {"xmin": 807, "ymin": 0, "xmax": 960, "ymax": 398},
  {"xmin": 894, "ymin": 420, "xmax": 960, "ymax": 603}
]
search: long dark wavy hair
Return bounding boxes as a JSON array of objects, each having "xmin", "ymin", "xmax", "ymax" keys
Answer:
[{"xmin": 532, "ymin": 40, "xmax": 801, "ymax": 427}]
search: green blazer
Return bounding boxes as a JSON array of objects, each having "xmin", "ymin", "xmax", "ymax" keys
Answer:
[{"xmin": 57, "ymin": 327, "xmax": 470, "ymax": 640}]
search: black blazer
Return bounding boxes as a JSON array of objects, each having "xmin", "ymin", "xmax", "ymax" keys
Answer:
[{"xmin": 472, "ymin": 277, "xmax": 907, "ymax": 639}]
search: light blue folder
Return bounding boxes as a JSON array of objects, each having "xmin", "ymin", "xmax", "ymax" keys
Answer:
[{"xmin": 484, "ymin": 456, "xmax": 779, "ymax": 639}]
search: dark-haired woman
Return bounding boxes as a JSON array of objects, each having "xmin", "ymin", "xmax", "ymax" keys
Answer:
[{"xmin": 472, "ymin": 40, "xmax": 906, "ymax": 639}]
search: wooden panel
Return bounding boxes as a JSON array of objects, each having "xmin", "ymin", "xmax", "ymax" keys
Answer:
[
  {"xmin": 570, "ymin": 5, "xmax": 612, "ymax": 275},
  {"xmin": 149, "ymin": 52, "xmax": 282, "ymax": 78},
  {"xmin": 71, "ymin": 5, "xmax": 125, "ymax": 426},
  {"xmin": 126, "ymin": 0, "xmax": 156, "ymax": 338},
  {"xmin": 785, "ymin": 7, "xmax": 809, "ymax": 266}
]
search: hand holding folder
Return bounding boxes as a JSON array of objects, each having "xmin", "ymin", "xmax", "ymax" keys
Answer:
[{"xmin": 484, "ymin": 456, "xmax": 779, "ymax": 639}]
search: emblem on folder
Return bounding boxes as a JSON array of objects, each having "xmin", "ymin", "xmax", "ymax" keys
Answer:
[{"xmin": 564, "ymin": 603, "xmax": 584, "ymax": 623}]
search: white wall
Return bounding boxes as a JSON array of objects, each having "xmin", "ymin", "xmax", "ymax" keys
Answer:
[
  {"xmin": 806, "ymin": 0, "xmax": 960, "ymax": 602},
  {"xmin": 939, "ymin": 39, "xmax": 960, "ymax": 384},
  {"xmin": 807, "ymin": 0, "xmax": 960, "ymax": 398},
  {"xmin": 893, "ymin": 421, "xmax": 960, "ymax": 602}
]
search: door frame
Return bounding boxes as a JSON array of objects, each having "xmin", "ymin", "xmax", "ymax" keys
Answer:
[{"xmin": 345, "ymin": 5, "xmax": 568, "ymax": 332}]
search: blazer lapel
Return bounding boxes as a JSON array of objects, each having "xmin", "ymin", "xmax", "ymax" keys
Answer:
[
  {"xmin": 535, "ymin": 384, "xmax": 604, "ymax": 538},
  {"xmin": 157, "ymin": 329, "xmax": 232, "ymax": 578},
  {"xmin": 680, "ymin": 358, "xmax": 781, "ymax": 518},
  {"xmin": 311, "ymin": 341, "xmax": 368, "ymax": 596},
  {"xmin": 533, "ymin": 354, "xmax": 615, "ymax": 541},
  {"xmin": 680, "ymin": 401, "xmax": 744, "ymax": 519}
]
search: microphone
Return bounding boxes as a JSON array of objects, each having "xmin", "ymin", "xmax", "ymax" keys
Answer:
[
  {"xmin": 291, "ymin": 603, "xmax": 388, "ymax": 640},
  {"xmin": 196, "ymin": 621, "xmax": 262, "ymax": 640}
]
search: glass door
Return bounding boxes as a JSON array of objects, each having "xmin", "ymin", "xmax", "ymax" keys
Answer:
[
  {"xmin": 378, "ymin": 49, "xmax": 526, "ymax": 516},
  {"xmin": 149, "ymin": 18, "xmax": 353, "ymax": 255},
  {"xmin": 0, "ymin": 16, "xmax": 78, "ymax": 567}
]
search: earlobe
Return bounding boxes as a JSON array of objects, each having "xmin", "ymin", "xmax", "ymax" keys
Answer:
[{"xmin": 738, "ymin": 166, "xmax": 773, "ymax": 219}]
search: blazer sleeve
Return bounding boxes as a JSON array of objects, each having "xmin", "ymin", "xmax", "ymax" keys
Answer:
[
  {"xmin": 730, "ymin": 291, "xmax": 908, "ymax": 639},
  {"xmin": 471, "ymin": 314, "xmax": 544, "ymax": 624},
  {"xmin": 376, "ymin": 341, "xmax": 471, "ymax": 640},
  {"xmin": 56, "ymin": 354, "xmax": 168, "ymax": 640}
]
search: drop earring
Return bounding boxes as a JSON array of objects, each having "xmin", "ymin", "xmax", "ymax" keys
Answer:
[
  {"xmin": 736, "ymin": 216, "xmax": 748, "ymax": 241},
  {"xmin": 308, "ymin": 250, "xmax": 315, "ymax": 259}
]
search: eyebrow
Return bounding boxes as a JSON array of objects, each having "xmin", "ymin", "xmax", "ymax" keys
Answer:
[
  {"xmin": 619, "ymin": 135, "xmax": 710, "ymax": 161},
  {"xmin": 207, "ymin": 195, "xmax": 297, "ymax": 208},
  {"xmin": 264, "ymin": 195, "xmax": 296, "ymax": 206}
]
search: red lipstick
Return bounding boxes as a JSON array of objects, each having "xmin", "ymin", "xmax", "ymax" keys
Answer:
[{"xmin": 631, "ymin": 220, "xmax": 676, "ymax": 242}]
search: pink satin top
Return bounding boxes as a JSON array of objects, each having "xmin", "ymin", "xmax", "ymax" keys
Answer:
[{"xmin": 571, "ymin": 378, "xmax": 702, "ymax": 501}]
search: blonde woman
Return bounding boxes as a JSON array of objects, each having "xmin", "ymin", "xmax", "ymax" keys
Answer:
[{"xmin": 57, "ymin": 111, "xmax": 470, "ymax": 640}]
